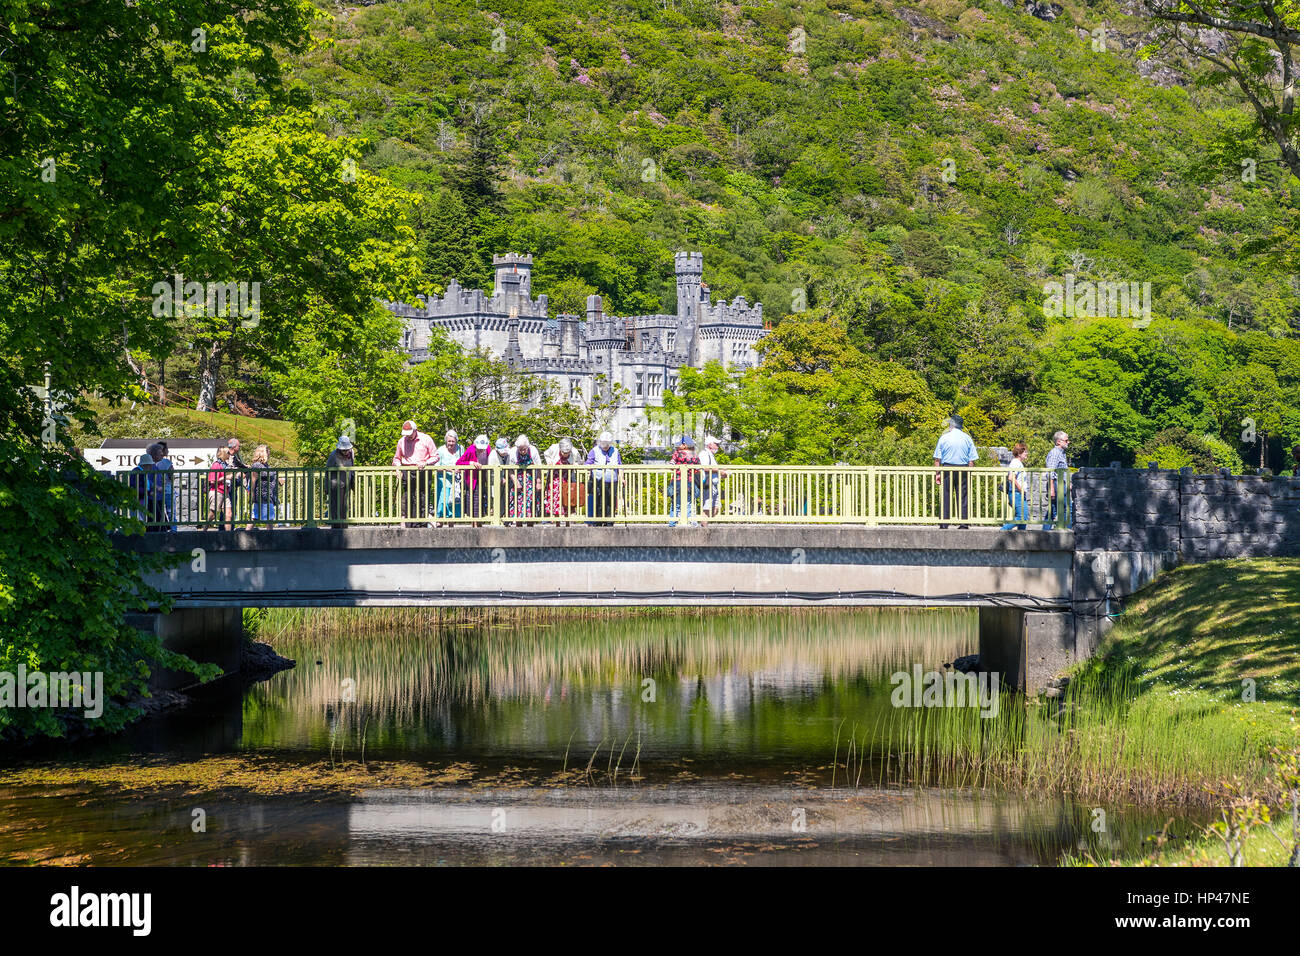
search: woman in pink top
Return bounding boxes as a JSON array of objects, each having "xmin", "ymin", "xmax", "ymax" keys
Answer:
[{"xmin": 204, "ymin": 447, "xmax": 233, "ymax": 530}]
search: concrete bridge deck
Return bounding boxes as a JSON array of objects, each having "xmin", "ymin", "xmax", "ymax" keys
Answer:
[{"xmin": 124, "ymin": 525, "xmax": 1075, "ymax": 610}]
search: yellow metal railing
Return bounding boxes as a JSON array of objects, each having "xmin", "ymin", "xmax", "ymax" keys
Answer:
[{"xmin": 118, "ymin": 465, "xmax": 1073, "ymax": 529}]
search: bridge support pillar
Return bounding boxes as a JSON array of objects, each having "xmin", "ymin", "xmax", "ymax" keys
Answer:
[
  {"xmin": 977, "ymin": 608, "xmax": 1075, "ymax": 695},
  {"xmin": 127, "ymin": 607, "xmax": 243, "ymax": 692}
]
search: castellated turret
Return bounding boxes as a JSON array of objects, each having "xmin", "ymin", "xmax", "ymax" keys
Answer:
[
  {"xmin": 384, "ymin": 251, "xmax": 766, "ymax": 439},
  {"xmin": 493, "ymin": 253, "xmax": 533, "ymax": 297}
]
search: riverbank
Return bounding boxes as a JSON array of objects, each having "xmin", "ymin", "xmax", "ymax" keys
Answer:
[{"xmin": 1053, "ymin": 558, "xmax": 1299, "ymax": 865}]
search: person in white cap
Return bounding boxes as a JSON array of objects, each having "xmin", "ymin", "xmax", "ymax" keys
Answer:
[
  {"xmin": 433, "ymin": 428, "xmax": 464, "ymax": 525},
  {"xmin": 698, "ymin": 435, "xmax": 726, "ymax": 527},
  {"xmin": 393, "ymin": 420, "xmax": 435, "ymax": 527},
  {"xmin": 507, "ymin": 434, "xmax": 541, "ymax": 521},
  {"xmin": 457, "ymin": 434, "xmax": 493, "ymax": 524},
  {"xmin": 543, "ymin": 436, "xmax": 585, "ymax": 523},
  {"xmin": 584, "ymin": 431, "xmax": 621, "ymax": 525},
  {"xmin": 326, "ymin": 434, "xmax": 356, "ymax": 528}
]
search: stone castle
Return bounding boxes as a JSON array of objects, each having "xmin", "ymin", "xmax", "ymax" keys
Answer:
[{"xmin": 383, "ymin": 251, "xmax": 766, "ymax": 438}]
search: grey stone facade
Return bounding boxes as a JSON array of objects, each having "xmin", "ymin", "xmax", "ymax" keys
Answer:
[
  {"xmin": 382, "ymin": 251, "xmax": 766, "ymax": 438},
  {"xmin": 1070, "ymin": 467, "xmax": 1300, "ymax": 653}
]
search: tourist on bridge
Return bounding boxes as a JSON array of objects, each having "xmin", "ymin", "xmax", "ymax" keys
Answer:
[
  {"xmin": 1042, "ymin": 430, "xmax": 1070, "ymax": 530},
  {"xmin": 433, "ymin": 428, "xmax": 464, "ymax": 525},
  {"xmin": 247, "ymin": 444, "xmax": 284, "ymax": 530},
  {"xmin": 1000, "ymin": 442, "xmax": 1030, "ymax": 531},
  {"xmin": 507, "ymin": 434, "xmax": 541, "ymax": 522},
  {"xmin": 147, "ymin": 441, "xmax": 174, "ymax": 531},
  {"xmin": 544, "ymin": 437, "xmax": 585, "ymax": 523},
  {"xmin": 492, "ymin": 437, "xmax": 511, "ymax": 518},
  {"xmin": 225, "ymin": 438, "xmax": 248, "ymax": 524},
  {"xmin": 698, "ymin": 435, "xmax": 725, "ymax": 527},
  {"xmin": 326, "ymin": 434, "xmax": 356, "ymax": 528},
  {"xmin": 457, "ymin": 435, "xmax": 494, "ymax": 525},
  {"xmin": 202, "ymin": 446, "xmax": 233, "ymax": 531},
  {"xmin": 668, "ymin": 435, "xmax": 701, "ymax": 527},
  {"xmin": 933, "ymin": 415, "xmax": 977, "ymax": 529},
  {"xmin": 393, "ymin": 420, "xmax": 435, "ymax": 528},
  {"xmin": 585, "ymin": 431, "xmax": 621, "ymax": 526}
]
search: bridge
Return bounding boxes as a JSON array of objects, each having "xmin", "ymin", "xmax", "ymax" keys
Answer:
[{"xmin": 115, "ymin": 464, "xmax": 1300, "ymax": 695}]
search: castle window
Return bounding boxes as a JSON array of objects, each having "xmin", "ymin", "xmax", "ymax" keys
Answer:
[
  {"xmin": 634, "ymin": 372, "xmax": 644, "ymax": 398},
  {"xmin": 730, "ymin": 342, "xmax": 748, "ymax": 365},
  {"xmin": 666, "ymin": 330, "xmax": 676, "ymax": 351},
  {"xmin": 648, "ymin": 373, "xmax": 663, "ymax": 398},
  {"xmin": 668, "ymin": 373, "xmax": 679, "ymax": 393},
  {"xmin": 569, "ymin": 378, "xmax": 582, "ymax": 399}
]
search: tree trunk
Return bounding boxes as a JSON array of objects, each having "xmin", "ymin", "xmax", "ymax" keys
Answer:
[{"xmin": 197, "ymin": 342, "xmax": 224, "ymax": 412}]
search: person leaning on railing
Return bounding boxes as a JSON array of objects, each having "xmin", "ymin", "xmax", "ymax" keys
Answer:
[
  {"xmin": 507, "ymin": 435, "xmax": 542, "ymax": 523},
  {"xmin": 585, "ymin": 431, "xmax": 620, "ymax": 526},
  {"xmin": 457, "ymin": 435, "xmax": 493, "ymax": 526},
  {"xmin": 433, "ymin": 429, "xmax": 464, "ymax": 526},
  {"xmin": 326, "ymin": 435, "xmax": 356, "ymax": 528},
  {"xmin": 544, "ymin": 437, "xmax": 585, "ymax": 524},
  {"xmin": 393, "ymin": 420, "xmax": 435, "ymax": 528}
]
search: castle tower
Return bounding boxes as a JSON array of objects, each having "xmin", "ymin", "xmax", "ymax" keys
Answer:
[
  {"xmin": 560, "ymin": 310, "xmax": 581, "ymax": 360},
  {"xmin": 674, "ymin": 252, "xmax": 703, "ymax": 325},
  {"xmin": 674, "ymin": 251, "xmax": 703, "ymax": 365},
  {"xmin": 493, "ymin": 253, "xmax": 533, "ymax": 298}
]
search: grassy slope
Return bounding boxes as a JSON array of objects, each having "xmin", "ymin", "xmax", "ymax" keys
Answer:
[
  {"xmin": 72, "ymin": 399, "xmax": 300, "ymax": 465},
  {"xmin": 1074, "ymin": 559, "xmax": 1300, "ymax": 865}
]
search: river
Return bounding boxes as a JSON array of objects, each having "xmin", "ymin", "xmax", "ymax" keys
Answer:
[{"xmin": 0, "ymin": 608, "xmax": 1207, "ymax": 865}]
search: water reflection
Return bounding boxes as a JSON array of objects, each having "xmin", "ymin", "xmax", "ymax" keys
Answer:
[
  {"xmin": 0, "ymin": 608, "xmax": 1210, "ymax": 866},
  {"xmin": 244, "ymin": 607, "xmax": 977, "ymax": 766}
]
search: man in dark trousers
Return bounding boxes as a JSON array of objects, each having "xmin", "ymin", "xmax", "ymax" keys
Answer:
[
  {"xmin": 932, "ymin": 415, "xmax": 978, "ymax": 529},
  {"xmin": 325, "ymin": 435, "xmax": 356, "ymax": 528},
  {"xmin": 225, "ymin": 437, "xmax": 248, "ymax": 525}
]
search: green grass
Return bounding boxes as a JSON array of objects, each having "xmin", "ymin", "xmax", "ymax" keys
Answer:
[
  {"xmin": 1087, "ymin": 559, "xmax": 1300, "ymax": 703},
  {"xmin": 72, "ymin": 397, "xmax": 300, "ymax": 464}
]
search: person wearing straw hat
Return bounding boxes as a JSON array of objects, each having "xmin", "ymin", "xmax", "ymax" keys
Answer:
[
  {"xmin": 393, "ymin": 420, "xmax": 435, "ymax": 528},
  {"xmin": 326, "ymin": 434, "xmax": 356, "ymax": 529},
  {"xmin": 457, "ymin": 434, "xmax": 494, "ymax": 525},
  {"xmin": 584, "ymin": 431, "xmax": 621, "ymax": 525}
]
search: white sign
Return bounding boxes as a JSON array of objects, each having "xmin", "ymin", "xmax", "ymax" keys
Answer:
[{"xmin": 83, "ymin": 446, "xmax": 223, "ymax": 473}]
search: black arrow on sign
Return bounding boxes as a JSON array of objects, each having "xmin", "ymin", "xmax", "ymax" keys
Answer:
[{"xmin": 97, "ymin": 456, "xmax": 110, "ymax": 465}]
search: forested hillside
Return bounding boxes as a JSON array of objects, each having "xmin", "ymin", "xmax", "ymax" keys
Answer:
[{"xmin": 266, "ymin": 0, "xmax": 1300, "ymax": 467}]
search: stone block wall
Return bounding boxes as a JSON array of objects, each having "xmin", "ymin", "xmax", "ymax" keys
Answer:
[{"xmin": 1070, "ymin": 467, "xmax": 1300, "ymax": 651}]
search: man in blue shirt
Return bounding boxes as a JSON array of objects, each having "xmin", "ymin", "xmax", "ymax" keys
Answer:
[
  {"xmin": 933, "ymin": 415, "xmax": 978, "ymax": 529},
  {"xmin": 1043, "ymin": 430, "xmax": 1070, "ymax": 529}
]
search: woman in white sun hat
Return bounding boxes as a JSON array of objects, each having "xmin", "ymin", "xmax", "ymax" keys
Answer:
[{"xmin": 698, "ymin": 435, "xmax": 726, "ymax": 526}]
